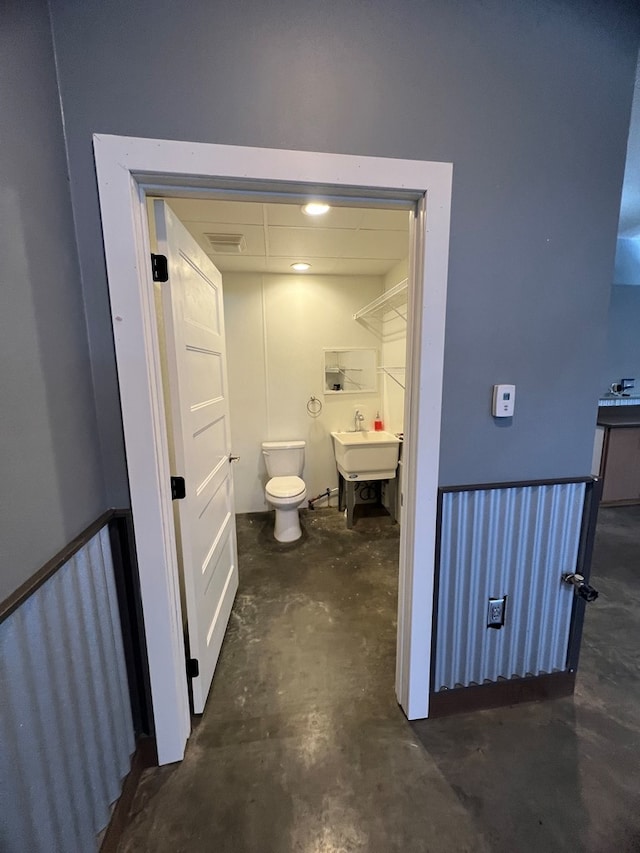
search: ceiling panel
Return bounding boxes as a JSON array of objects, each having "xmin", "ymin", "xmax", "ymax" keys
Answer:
[
  {"xmin": 265, "ymin": 257, "xmax": 339, "ymax": 275},
  {"xmin": 267, "ymin": 226, "xmax": 408, "ymax": 260},
  {"xmin": 215, "ymin": 257, "xmax": 397, "ymax": 276},
  {"xmin": 208, "ymin": 255, "xmax": 399, "ymax": 275},
  {"xmin": 265, "ymin": 204, "xmax": 364, "ymax": 230},
  {"xmin": 163, "ymin": 197, "xmax": 409, "ymax": 275},
  {"xmin": 167, "ymin": 199, "xmax": 264, "ymax": 225},
  {"xmin": 207, "ymin": 255, "xmax": 271, "ymax": 273},
  {"xmin": 359, "ymin": 208, "xmax": 411, "ymax": 230},
  {"xmin": 265, "ymin": 204, "xmax": 409, "ymax": 231},
  {"xmin": 304, "ymin": 258, "xmax": 395, "ymax": 276}
]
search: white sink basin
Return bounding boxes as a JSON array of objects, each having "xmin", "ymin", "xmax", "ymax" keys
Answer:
[{"xmin": 331, "ymin": 430, "xmax": 401, "ymax": 480}]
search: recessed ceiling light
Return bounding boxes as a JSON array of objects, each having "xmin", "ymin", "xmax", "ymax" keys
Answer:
[
  {"xmin": 302, "ymin": 202, "xmax": 330, "ymax": 216},
  {"xmin": 291, "ymin": 262, "xmax": 311, "ymax": 271}
]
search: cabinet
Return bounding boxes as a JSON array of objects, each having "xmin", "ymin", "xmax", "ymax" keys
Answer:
[{"xmin": 601, "ymin": 426, "xmax": 640, "ymax": 504}]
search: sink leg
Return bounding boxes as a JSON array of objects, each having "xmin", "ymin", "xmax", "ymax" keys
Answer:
[
  {"xmin": 387, "ymin": 477, "xmax": 397, "ymax": 524},
  {"xmin": 346, "ymin": 481, "xmax": 355, "ymax": 529},
  {"xmin": 338, "ymin": 473, "xmax": 345, "ymax": 512}
]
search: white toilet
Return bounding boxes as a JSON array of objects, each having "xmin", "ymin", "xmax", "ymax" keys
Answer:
[{"xmin": 262, "ymin": 440, "xmax": 307, "ymax": 542}]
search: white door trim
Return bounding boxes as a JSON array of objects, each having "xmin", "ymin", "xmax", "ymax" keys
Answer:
[{"xmin": 93, "ymin": 135, "xmax": 452, "ymax": 765}]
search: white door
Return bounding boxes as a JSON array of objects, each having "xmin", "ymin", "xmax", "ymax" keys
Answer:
[{"xmin": 154, "ymin": 199, "xmax": 239, "ymax": 714}]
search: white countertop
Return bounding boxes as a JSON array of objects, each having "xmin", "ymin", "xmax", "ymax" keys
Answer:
[{"xmin": 599, "ymin": 395, "xmax": 640, "ymax": 407}]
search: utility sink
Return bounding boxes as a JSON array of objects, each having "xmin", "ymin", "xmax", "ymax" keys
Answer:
[{"xmin": 331, "ymin": 430, "xmax": 401, "ymax": 480}]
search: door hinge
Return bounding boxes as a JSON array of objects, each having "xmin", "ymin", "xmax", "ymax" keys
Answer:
[
  {"xmin": 187, "ymin": 658, "xmax": 199, "ymax": 678},
  {"xmin": 171, "ymin": 476, "xmax": 186, "ymax": 500},
  {"xmin": 151, "ymin": 253, "xmax": 169, "ymax": 282}
]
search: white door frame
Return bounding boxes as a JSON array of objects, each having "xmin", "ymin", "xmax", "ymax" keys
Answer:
[{"xmin": 93, "ymin": 135, "xmax": 452, "ymax": 765}]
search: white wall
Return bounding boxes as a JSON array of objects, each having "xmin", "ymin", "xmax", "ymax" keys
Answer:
[
  {"xmin": 602, "ymin": 284, "xmax": 640, "ymax": 393},
  {"xmin": 381, "ymin": 259, "xmax": 409, "ymax": 434},
  {"xmin": 224, "ymin": 273, "xmax": 384, "ymax": 513},
  {"xmin": 614, "ymin": 237, "xmax": 640, "ymax": 285}
]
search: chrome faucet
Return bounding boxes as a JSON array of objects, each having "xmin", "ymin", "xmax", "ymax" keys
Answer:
[{"xmin": 354, "ymin": 409, "xmax": 365, "ymax": 431}]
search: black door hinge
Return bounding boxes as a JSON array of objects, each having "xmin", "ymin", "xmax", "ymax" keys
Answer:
[
  {"xmin": 171, "ymin": 476, "xmax": 186, "ymax": 500},
  {"xmin": 151, "ymin": 253, "xmax": 169, "ymax": 282},
  {"xmin": 187, "ymin": 658, "xmax": 199, "ymax": 678}
]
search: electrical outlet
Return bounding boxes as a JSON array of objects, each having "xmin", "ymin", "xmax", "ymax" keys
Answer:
[{"xmin": 487, "ymin": 596, "xmax": 506, "ymax": 629}]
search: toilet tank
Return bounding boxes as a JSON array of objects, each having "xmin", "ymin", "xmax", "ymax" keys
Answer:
[{"xmin": 261, "ymin": 440, "xmax": 305, "ymax": 477}]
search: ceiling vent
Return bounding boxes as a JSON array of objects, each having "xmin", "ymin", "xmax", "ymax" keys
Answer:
[{"xmin": 204, "ymin": 232, "xmax": 247, "ymax": 254}]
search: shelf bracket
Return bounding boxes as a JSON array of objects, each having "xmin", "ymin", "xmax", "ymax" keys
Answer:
[{"xmin": 379, "ymin": 367, "xmax": 406, "ymax": 390}]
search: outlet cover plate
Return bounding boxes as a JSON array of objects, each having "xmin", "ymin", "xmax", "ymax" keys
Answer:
[{"xmin": 487, "ymin": 596, "xmax": 507, "ymax": 629}]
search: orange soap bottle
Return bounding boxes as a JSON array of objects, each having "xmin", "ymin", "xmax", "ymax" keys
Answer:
[{"xmin": 374, "ymin": 411, "xmax": 383, "ymax": 431}]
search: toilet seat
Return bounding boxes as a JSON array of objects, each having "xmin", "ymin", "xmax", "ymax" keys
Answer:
[{"xmin": 266, "ymin": 476, "xmax": 305, "ymax": 499}]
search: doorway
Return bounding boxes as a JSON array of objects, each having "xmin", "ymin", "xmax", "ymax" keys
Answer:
[
  {"xmin": 151, "ymin": 196, "xmax": 411, "ymax": 514},
  {"xmin": 150, "ymin": 194, "xmax": 412, "ymax": 721},
  {"xmin": 94, "ymin": 136, "xmax": 452, "ymax": 764}
]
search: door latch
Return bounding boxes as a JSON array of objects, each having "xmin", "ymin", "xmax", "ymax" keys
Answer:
[
  {"xmin": 229, "ymin": 454, "xmax": 240, "ymax": 462},
  {"xmin": 562, "ymin": 573, "xmax": 599, "ymax": 603},
  {"xmin": 170, "ymin": 476, "xmax": 186, "ymax": 500},
  {"xmin": 150, "ymin": 253, "xmax": 168, "ymax": 282}
]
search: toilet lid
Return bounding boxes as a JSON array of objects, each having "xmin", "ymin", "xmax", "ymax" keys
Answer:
[{"xmin": 266, "ymin": 476, "xmax": 305, "ymax": 499}]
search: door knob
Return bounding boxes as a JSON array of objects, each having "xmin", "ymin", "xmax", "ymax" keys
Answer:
[
  {"xmin": 229, "ymin": 454, "xmax": 240, "ymax": 463},
  {"xmin": 562, "ymin": 572, "xmax": 599, "ymax": 603}
]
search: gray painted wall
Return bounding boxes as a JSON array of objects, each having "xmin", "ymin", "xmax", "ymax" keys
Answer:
[
  {"xmin": 47, "ymin": 0, "xmax": 640, "ymax": 499},
  {"xmin": 603, "ymin": 285, "xmax": 640, "ymax": 392},
  {"xmin": 0, "ymin": 0, "xmax": 105, "ymax": 601}
]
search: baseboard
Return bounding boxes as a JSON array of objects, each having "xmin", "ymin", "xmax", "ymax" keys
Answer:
[
  {"xmin": 99, "ymin": 737, "xmax": 157, "ymax": 853},
  {"xmin": 428, "ymin": 671, "xmax": 576, "ymax": 718}
]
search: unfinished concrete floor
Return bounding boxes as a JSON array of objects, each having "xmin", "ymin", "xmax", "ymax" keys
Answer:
[{"xmin": 118, "ymin": 505, "xmax": 640, "ymax": 853}]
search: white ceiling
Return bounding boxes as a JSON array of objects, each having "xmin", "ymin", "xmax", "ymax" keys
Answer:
[{"xmin": 163, "ymin": 198, "xmax": 410, "ymax": 275}]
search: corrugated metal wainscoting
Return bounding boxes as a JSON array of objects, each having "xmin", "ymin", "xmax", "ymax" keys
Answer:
[
  {"xmin": 0, "ymin": 526, "xmax": 135, "ymax": 853},
  {"xmin": 435, "ymin": 481, "xmax": 586, "ymax": 691}
]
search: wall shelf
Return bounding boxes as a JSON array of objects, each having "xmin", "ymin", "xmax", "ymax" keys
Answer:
[
  {"xmin": 323, "ymin": 347, "xmax": 377, "ymax": 394},
  {"xmin": 324, "ymin": 366, "xmax": 365, "ymax": 391},
  {"xmin": 353, "ymin": 279, "xmax": 408, "ymax": 323}
]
